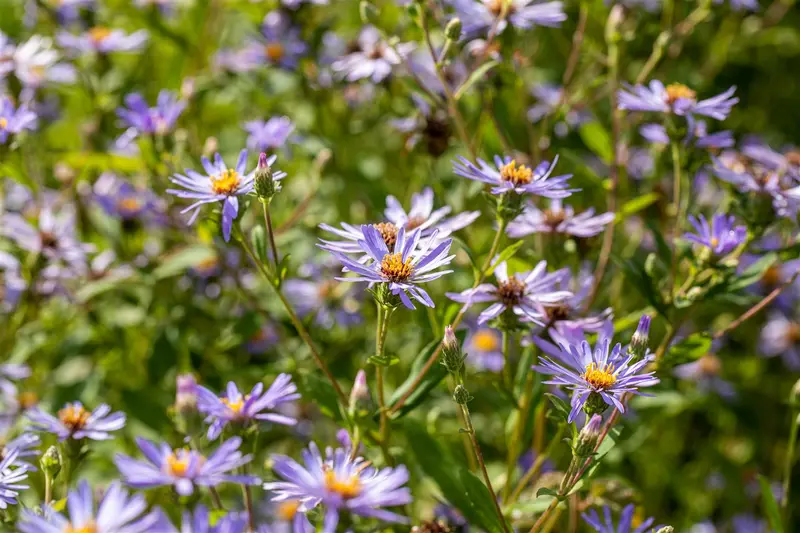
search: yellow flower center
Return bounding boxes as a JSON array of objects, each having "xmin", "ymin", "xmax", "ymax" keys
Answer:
[
  {"xmin": 380, "ymin": 253, "xmax": 414, "ymax": 282},
  {"xmin": 472, "ymin": 329, "xmax": 499, "ymax": 352},
  {"xmin": 89, "ymin": 27, "xmax": 112, "ymax": 44},
  {"xmin": 265, "ymin": 43, "xmax": 284, "ymax": 63},
  {"xmin": 324, "ymin": 470, "xmax": 361, "ymax": 499},
  {"xmin": 665, "ymin": 83, "xmax": 697, "ymax": 105},
  {"xmin": 500, "ymin": 160, "xmax": 533, "ymax": 186},
  {"xmin": 58, "ymin": 405, "xmax": 90, "ymax": 432},
  {"xmin": 581, "ymin": 363, "xmax": 617, "ymax": 390},
  {"xmin": 697, "ymin": 354, "xmax": 722, "ymax": 375},
  {"xmin": 64, "ymin": 523, "xmax": 97, "ymax": 533},
  {"xmin": 374, "ymin": 222, "xmax": 399, "ymax": 250},
  {"xmin": 221, "ymin": 396, "xmax": 246, "ymax": 415},
  {"xmin": 210, "ymin": 169, "xmax": 241, "ymax": 195},
  {"xmin": 18, "ymin": 391, "xmax": 38, "ymax": 409},
  {"xmin": 277, "ymin": 500, "xmax": 300, "ymax": 521},
  {"xmin": 164, "ymin": 450, "xmax": 203, "ymax": 477},
  {"xmin": 0, "ymin": 118, "xmax": 7, "ymax": 129},
  {"xmin": 496, "ymin": 278, "xmax": 525, "ymax": 306},
  {"xmin": 710, "ymin": 237, "xmax": 720, "ymax": 248},
  {"xmin": 117, "ymin": 197, "xmax": 142, "ymax": 213}
]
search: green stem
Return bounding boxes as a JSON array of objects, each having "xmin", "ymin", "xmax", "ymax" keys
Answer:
[
  {"xmin": 782, "ymin": 413, "xmax": 799, "ymax": 517},
  {"xmin": 528, "ymin": 497, "xmax": 559, "ymax": 533},
  {"xmin": 374, "ymin": 304, "xmax": 394, "ymax": 465},
  {"xmin": 502, "ymin": 331, "xmax": 512, "ymax": 392},
  {"xmin": 669, "ymin": 140, "xmax": 683, "ymax": 293},
  {"xmin": 242, "ymin": 479, "xmax": 255, "ymax": 533},
  {"xmin": 506, "ymin": 424, "xmax": 567, "ymax": 508},
  {"xmin": 263, "ymin": 201, "xmax": 280, "ymax": 270}
]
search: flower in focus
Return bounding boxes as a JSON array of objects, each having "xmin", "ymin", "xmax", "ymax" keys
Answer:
[
  {"xmin": 283, "ymin": 257, "xmax": 363, "ymax": 328},
  {"xmin": 618, "ymin": 80, "xmax": 738, "ymax": 120},
  {"xmin": 245, "ymin": 115, "xmax": 296, "ymax": 152},
  {"xmin": 453, "ymin": 154, "xmax": 575, "ymax": 198},
  {"xmin": 0, "ymin": 448, "xmax": 29, "ymax": 509},
  {"xmin": 249, "ymin": 11, "xmax": 308, "ymax": 69},
  {"xmin": 27, "ymin": 402, "xmax": 126, "ymax": 441},
  {"xmin": 178, "ymin": 505, "xmax": 248, "ymax": 533},
  {"xmin": 683, "ymin": 213, "xmax": 747, "ymax": 257},
  {"xmin": 264, "ymin": 442, "xmax": 412, "ymax": 530},
  {"xmin": 0, "ymin": 96, "xmax": 37, "ymax": 143},
  {"xmin": 582, "ymin": 504, "xmax": 657, "ymax": 533},
  {"xmin": 507, "ymin": 199, "xmax": 614, "ymax": 238},
  {"xmin": 326, "ymin": 225, "xmax": 455, "ymax": 310},
  {"xmin": 448, "ymin": 0, "xmax": 566, "ymax": 38},
  {"xmin": 332, "ymin": 26, "xmax": 413, "ymax": 83},
  {"xmin": 447, "ymin": 260, "xmax": 571, "ymax": 326},
  {"xmin": 115, "ymin": 436, "xmax": 259, "ymax": 495},
  {"xmin": 196, "ymin": 375, "xmax": 301, "ymax": 440},
  {"xmin": 167, "ymin": 151, "xmax": 284, "ymax": 241},
  {"xmin": 534, "ymin": 328, "xmax": 659, "ymax": 421},
  {"xmin": 18, "ymin": 479, "xmax": 170, "ymax": 533},
  {"xmin": 117, "ymin": 90, "xmax": 186, "ymax": 136},
  {"xmin": 57, "ymin": 27, "xmax": 148, "ymax": 54},
  {"xmin": 759, "ymin": 311, "xmax": 800, "ymax": 370}
]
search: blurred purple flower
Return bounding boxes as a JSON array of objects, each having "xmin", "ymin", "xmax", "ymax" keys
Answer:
[
  {"xmin": 448, "ymin": 0, "xmax": 566, "ymax": 37},
  {"xmin": 332, "ymin": 27, "xmax": 413, "ymax": 83},
  {"xmin": 244, "ymin": 116, "xmax": 296, "ymax": 152},
  {"xmin": 463, "ymin": 325, "xmax": 504, "ymax": 372},
  {"xmin": 117, "ymin": 90, "xmax": 185, "ymax": 136},
  {"xmin": 248, "ymin": 11, "xmax": 308, "ymax": 69},
  {"xmin": 582, "ymin": 504, "xmax": 657, "ymax": 533},
  {"xmin": 673, "ymin": 353, "xmax": 736, "ymax": 399},
  {"xmin": 94, "ymin": 172, "xmax": 164, "ymax": 224},
  {"xmin": 683, "ymin": 213, "xmax": 747, "ymax": 256},
  {"xmin": 759, "ymin": 311, "xmax": 800, "ymax": 370},
  {"xmin": 0, "ymin": 96, "xmax": 37, "ymax": 143},
  {"xmin": 0, "ymin": 449, "xmax": 29, "ymax": 509},
  {"xmin": 57, "ymin": 28, "xmax": 148, "ymax": 54},
  {"xmin": 27, "ymin": 402, "xmax": 126, "ymax": 441},
  {"xmin": 619, "ymin": 81, "xmax": 738, "ymax": 121},
  {"xmin": 12, "ymin": 35, "xmax": 77, "ymax": 88},
  {"xmin": 283, "ymin": 258, "xmax": 363, "ymax": 328},
  {"xmin": 507, "ymin": 199, "xmax": 614, "ymax": 238}
]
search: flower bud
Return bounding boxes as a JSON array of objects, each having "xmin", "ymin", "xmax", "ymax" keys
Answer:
[
  {"xmin": 583, "ymin": 392, "xmax": 609, "ymax": 417},
  {"xmin": 453, "ymin": 384, "xmax": 472, "ymax": 405},
  {"xmin": 175, "ymin": 374, "xmax": 198, "ymax": 414},
  {"xmin": 40, "ymin": 445, "xmax": 62, "ymax": 480},
  {"xmin": 572, "ymin": 415, "xmax": 603, "ymax": 458},
  {"xmin": 349, "ymin": 369, "xmax": 373, "ymax": 415},
  {"xmin": 360, "ymin": 1, "xmax": 379, "ymax": 25},
  {"xmin": 627, "ymin": 315, "xmax": 651, "ymax": 362},
  {"xmin": 605, "ymin": 5, "xmax": 625, "ymax": 44},
  {"xmin": 445, "ymin": 18, "xmax": 462, "ymax": 41},
  {"xmin": 405, "ymin": 2, "xmax": 421, "ymax": 23},
  {"xmin": 254, "ymin": 152, "xmax": 279, "ymax": 202},
  {"xmin": 441, "ymin": 325, "xmax": 466, "ymax": 375}
]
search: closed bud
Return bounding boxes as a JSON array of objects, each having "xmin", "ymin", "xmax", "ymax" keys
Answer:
[
  {"xmin": 40, "ymin": 446, "xmax": 62, "ymax": 480},
  {"xmin": 445, "ymin": 18, "xmax": 462, "ymax": 41},
  {"xmin": 254, "ymin": 152, "xmax": 278, "ymax": 202},
  {"xmin": 360, "ymin": 1, "xmax": 379, "ymax": 25},
  {"xmin": 175, "ymin": 374, "xmax": 198, "ymax": 414},
  {"xmin": 627, "ymin": 315, "xmax": 651, "ymax": 361},
  {"xmin": 792, "ymin": 378, "xmax": 800, "ymax": 409},
  {"xmin": 605, "ymin": 5, "xmax": 625, "ymax": 44},
  {"xmin": 453, "ymin": 384, "xmax": 472, "ymax": 405},
  {"xmin": 573, "ymin": 415, "xmax": 603, "ymax": 458},
  {"xmin": 655, "ymin": 527, "xmax": 674, "ymax": 533},
  {"xmin": 441, "ymin": 325, "xmax": 466, "ymax": 375},
  {"xmin": 349, "ymin": 369, "xmax": 373, "ymax": 415}
]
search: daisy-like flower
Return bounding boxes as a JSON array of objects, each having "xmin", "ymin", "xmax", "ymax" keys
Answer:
[
  {"xmin": 448, "ymin": 0, "xmax": 566, "ymax": 37},
  {"xmin": 57, "ymin": 28, "xmax": 148, "ymax": 55},
  {"xmin": 0, "ymin": 32, "xmax": 15, "ymax": 78},
  {"xmin": 249, "ymin": 11, "xmax": 308, "ymax": 70},
  {"xmin": 507, "ymin": 199, "xmax": 614, "ymax": 238},
  {"xmin": 176, "ymin": 505, "xmax": 248, "ymax": 533},
  {"xmin": 117, "ymin": 90, "xmax": 186, "ymax": 136},
  {"xmin": 683, "ymin": 213, "xmax": 747, "ymax": 257},
  {"xmin": 0, "ymin": 448, "xmax": 29, "ymax": 509},
  {"xmin": 326, "ymin": 225, "xmax": 455, "ymax": 310},
  {"xmin": 93, "ymin": 172, "xmax": 164, "ymax": 224},
  {"xmin": 319, "ymin": 187, "xmax": 478, "ymax": 256},
  {"xmin": 196, "ymin": 375, "xmax": 301, "ymax": 440},
  {"xmin": 244, "ymin": 116, "xmax": 296, "ymax": 152},
  {"xmin": 742, "ymin": 142, "xmax": 800, "ymax": 179},
  {"xmin": 533, "ymin": 330, "xmax": 659, "ymax": 421},
  {"xmin": 0, "ymin": 432, "xmax": 40, "ymax": 471},
  {"xmin": 114, "ymin": 436, "xmax": 259, "ymax": 496},
  {"xmin": 332, "ymin": 26, "xmax": 414, "ymax": 83},
  {"xmin": 0, "ymin": 96, "xmax": 37, "ymax": 143},
  {"xmin": 639, "ymin": 118, "xmax": 734, "ymax": 150},
  {"xmin": 463, "ymin": 325, "xmax": 505, "ymax": 372},
  {"xmin": 582, "ymin": 504, "xmax": 658, "ymax": 533},
  {"xmin": 12, "ymin": 35, "xmax": 77, "ymax": 88},
  {"xmin": 167, "ymin": 150, "xmax": 284, "ymax": 242},
  {"xmin": 283, "ymin": 257, "xmax": 363, "ymax": 328},
  {"xmin": 27, "ymin": 402, "xmax": 126, "ymax": 441},
  {"xmin": 674, "ymin": 353, "xmax": 736, "ymax": 399},
  {"xmin": 759, "ymin": 311, "xmax": 800, "ymax": 370},
  {"xmin": 264, "ymin": 442, "xmax": 412, "ymax": 532},
  {"xmin": 453, "ymin": 154, "xmax": 575, "ymax": 198},
  {"xmin": 618, "ymin": 80, "xmax": 738, "ymax": 121},
  {"xmin": 711, "ymin": 149, "xmax": 797, "ymax": 217},
  {"xmin": 447, "ymin": 260, "xmax": 572, "ymax": 326},
  {"xmin": 18, "ymin": 479, "xmax": 170, "ymax": 533}
]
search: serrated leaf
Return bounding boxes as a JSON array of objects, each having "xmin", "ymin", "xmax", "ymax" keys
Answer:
[
  {"xmin": 579, "ymin": 122, "xmax": 613, "ymax": 163},
  {"xmin": 454, "ymin": 60, "xmax": 500, "ymax": 101},
  {"xmin": 758, "ymin": 475, "xmax": 785, "ymax": 533},
  {"xmin": 485, "ymin": 241, "xmax": 524, "ymax": 278},
  {"xmin": 661, "ymin": 333, "xmax": 712, "ymax": 369}
]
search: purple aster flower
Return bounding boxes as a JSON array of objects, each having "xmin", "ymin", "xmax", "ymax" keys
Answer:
[
  {"xmin": 117, "ymin": 90, "xmax": 186, "ymax": 136},
  {"xmin": 448, "ymin": 0, "xmax": 566, "ymax": 37},
  {"xmin": 257, "ymin": 500, "xmax": 315, "ymax": 533},
  {"xmin": 0, "ymin": 96, "xmax": 37, "ymax": 143},
  {"xmin": 18, "ymin": 479, "xmax": 170, "ymax": 533},
  {"xmin": 618, "ymin": 81, "xmax": 738, "ymax": 121},
  {"xmin": 582, "ymin": 504, "xmax": 657, "ymax": 533},
  {"xmin": 507, "ymin": 199, "xmax": 614, "ymax": 238},
  {"xmin": 463, "ymin": 325, "xmax": 505, "ymax": 372},
  {"xmin": 0, "ymin": 251, "xmax": 26, "ymax": 311},
  {"xmin": 264, "ymin": 442, "xmax": 412, "ymax": 531},
  {"xmin": 674, "ymin": 353, "xmax": 736, "ymax": 399},
  {"xmin": 175, "ymin": 374, "xmax": 198, "ymax": 414},
  {"xmin": 742, "ymin": 141, "xmax": 800, "ymax": 179},
  {"xmin": 640, "ymin": 118, "xmax": 734, "ymax": 150},
  {"xmin": 325, "ymin": 225, "xmax": 454, "ymax": 310},
  {"xmin": 715, "ymin": 0, "xmax": 759, "ymax": 10},
  {"xmin": 453, "ymin": 154, "xmax": 576, "ymax": 197},
  {"xmin": 248, "ymin": 11, "xmax": 308, "ymax": 69},
  {"xmin": 196, "ymin": 375, "xmax": 301, "ymax": 440},
  {"xmin": 57, "ymin": 27, "xmax": 148, "ymax": 55},
  {"xmin": 27, "ymin": 402, "xmax": 126, "ymax": 441},
  {"xmin": 683, "ymin": 213, "xmax": 747, "ymax": 257},
  {"xmin": 115, "ymin": 436, "xmax": 259, "ymax": 496},
  {"xmin": 731, "ymin": 514, "xmax": 768, "ymax": 533},
  {"xmin": 246, "ymin": 323, "xmax": 281, "ymax": 354},
  {"xmin": 177, "ymin": 505, "xmax": 248, "ymax": 533},
  {"xmin": 0, "ymin": 448, "xmax": 29, "ymax": 509},
  {"xmin": 711, "ymin": 149, "xmax": 797, "ymax": 217},
  {"xmin": 283, "ymin": 258, "xmax": 363, "ymax": 328},
  {"xmin": 93, "ymin": 172, "xmax": 164, "ymax": 224},
  {"xmin": 533, "ymin": 330, "xmax": 659, "ymax": 422},
  {"xmin": 12, "ymin": 35, "xmax": 77, "ymax": 88},
  {"xmin": 446, "ymin": 260, "xmax": 572, "ymax": 326},
  {"xmin": 332, "ymin": 26, "xmax": 413, "ymax": 83},
  {"xmin": 0, "ymin": 432, "xmax": 39, "ymax": 473},
  {"xmin": 759, "ymin": 311, "xmax": 800, "ymax": 370},
  {"xmin": 167, "ymin": 151, "xmax": 284, "ymax": 242},
  {"xmin": 244, "ymin": 116, "xmax": 296, "ymax": 152}
]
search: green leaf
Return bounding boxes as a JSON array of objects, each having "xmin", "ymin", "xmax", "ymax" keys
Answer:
[
  {"xmin": 579, "ymin": 122, "xmax": 613, "ymax": 163},
  {"xmin": 251, "ymin": 225, "xmax": 268, "ymax": 264},
  {"xmin": 616, "ymin": 193, "xmax": 661, "ymax": 222},
  {"xmin": 613, "ymin": 255, "xmax": 669, "ymax": 316},
  {"xmin": 485, "ymin": 241, "xmax": 524, "ymax": 278},
  {"xmin": 153, "ymin": 246, "xmax": 216, "ymax": 279},
  {"xmin": 74, "ymin": 273, "xmax": 141, "ymax": 303},
  {"xmin": 536, "ymin": 487, "xmax": 559, "ymax": 498},
  {"xmin": 729, "ymin": 252, "xmax": 777, "ymax": 291},
  {"xmin": 454, "ymin": 60, "xmax": 500, "ymax": 101},
  {"xmin": 758, "ymin": 475, "xmax": 785, "ymax": 533},
  {"xmin": 661, "ymin": 333, "xmax": 712, "ymax": 369},
  {"xmin": 544, "ymin": 393, "xmax": 571, "ymax": 423},
  {"xmin": 460, "ymin": 469, "xmax": 510, "ymax": 533},
  {"xmin": 298, "ymin": 371, "xmax": 343, "ymax": 421}
]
